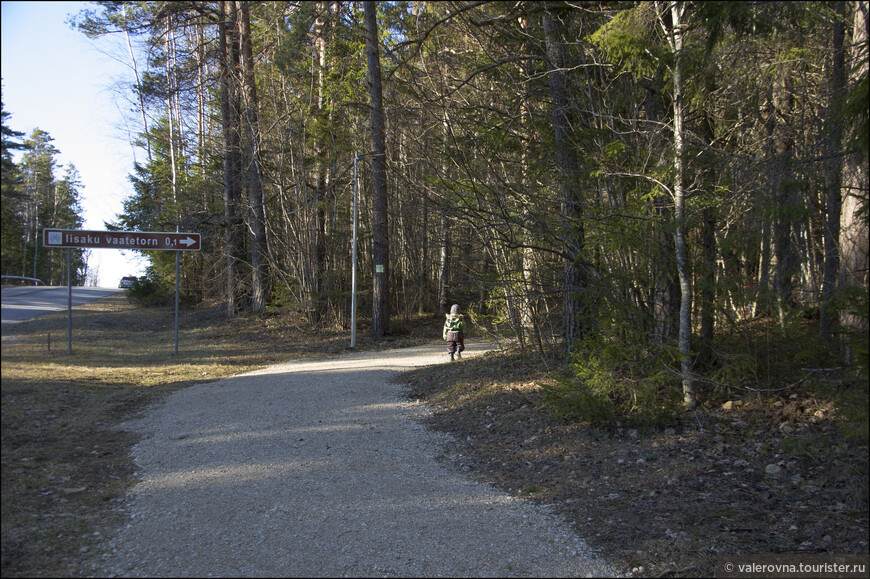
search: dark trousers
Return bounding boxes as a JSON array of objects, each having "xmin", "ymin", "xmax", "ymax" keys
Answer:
[{"xmin": 445, "ymin": 331, "xmax": 464, "ymax": 354}]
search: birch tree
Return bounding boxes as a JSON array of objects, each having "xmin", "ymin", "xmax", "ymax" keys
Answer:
[{"xmin": 656, "ymin": 1, "xmax": 695, "ymax": 408}]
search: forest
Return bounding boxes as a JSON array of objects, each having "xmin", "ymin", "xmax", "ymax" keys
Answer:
[
  {"xmin": 0, "ymin": 122, "xmax": 88, "ymax": 286},
  {"xmin": 2, "ymin": 1, "xmax": 867, "ymax": 415}
]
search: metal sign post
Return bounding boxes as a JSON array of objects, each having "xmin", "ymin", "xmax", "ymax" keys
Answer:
[
  {"xmin": 67, "ymin": 248, "xmax": 72, "ymax": 355},
  {"xmin": 352, "ymin": 154, "xmax": 359, "ymax": 348},
  {"xmin": 175, "ymin": 251, "xmax": 180, "ymax": 355},
  {"xmin": 43, "ymin": 228, "xmax": 201, "ymax": 354},
  {"xmin": 350, "ymin": 152, "xmax": 376, "ymax": 349}
]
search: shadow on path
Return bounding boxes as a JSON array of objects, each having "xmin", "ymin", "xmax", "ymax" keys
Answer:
[{"xmin": 98, "ymin": 342, "xmax": 613, "ymax": 577}]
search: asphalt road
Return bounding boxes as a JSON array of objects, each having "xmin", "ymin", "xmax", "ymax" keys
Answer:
[{"xmin": 0, "ymin": 286, "xmax": 122, "ymax": 325}]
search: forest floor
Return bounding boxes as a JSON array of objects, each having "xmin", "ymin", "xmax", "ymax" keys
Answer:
[
  {"xmin": 1, "ymin": 293, "xmax": 868, "ymax": 577},
  {"xmin": 403, "ymin": 346, "xmax": 869, "ymax": 577}
]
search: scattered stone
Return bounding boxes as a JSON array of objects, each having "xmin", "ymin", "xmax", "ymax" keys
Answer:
[{"xmin": 765, "ymin": 464, "xmax": 784, "ymax": 477}]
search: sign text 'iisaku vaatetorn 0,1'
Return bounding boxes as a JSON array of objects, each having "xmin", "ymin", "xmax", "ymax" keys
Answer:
[
  {"xmin": 41, "ymin": 228, "xmax": 200, "ymax": 356},
  {"xmin": 42, "ymin": 229, "xmax": 200, "ymax": 251}
]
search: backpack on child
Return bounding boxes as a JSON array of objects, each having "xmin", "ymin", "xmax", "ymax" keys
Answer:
[{"xmin": 444, "ymin": 316, "xmax": 463, "ymax": 333}]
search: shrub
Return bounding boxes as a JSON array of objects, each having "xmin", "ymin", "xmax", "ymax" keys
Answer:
[
  {"xmin": 126, "ymin": 276, "xmax": 173, "ymax": 307},
  {"xmin": 544, "ymin": 338, "xmax": 681, "ymax": 430}
]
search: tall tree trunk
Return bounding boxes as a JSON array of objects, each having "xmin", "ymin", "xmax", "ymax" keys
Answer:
[
  {"xmin": 820, "ymin": 1, "xmax": 847, "ymax": 341},
  {"xmin": 418, "ymin": 195, "xmax": 428, "ymax": 315},
  {"xmin": 543, "ymin": 11, "xmax": 586, "ymax": 353},
  {"xmin": 365, "ymin": 1, "xmax": 390, "ymax": 336},
  {"xmin": 519, "ymin": 148, "xmax": 539, "ymax": 349},
  {"xmin": 436, "ymin": 109, "xmax": 452, "ymax": 316},
  {"xmin": 698, "ymin": 80, "xmax": 718, "ymax": 365},
  {"xmin": 195, "ymin": 23, "xmax": 206, "ymax": 176},
  {"xmin": 123, "ymin": 3, "xmax": 151, "ymax": 164},
  {"xmin": 770, "ymin": 71, "xmax": 799, "ymax": 333},
  {"xmin": 838, "ymin": 0, "xmax": 869, "ymax": 345},
  {"xmin": 238, "ymin": 0, "xmax": 268, "ymax": 312},
  {"xmin": 307, "ymin": 1, "xmax": 330, "ymax": 326},
  {"xmin": 754, "ymin": 186, "xmax": 773, "ymax": 317},
  {"xmin": 642, "ymin": 75, "xmax": 679, "ymax": 343},
  {"xmin": 699, "ymin": 207, "xmax": 716, "ymax": 362},
  {"xmin": 437, "ymin": 208, "xmax": 450, "ymax": 315},
  {"xmin": 164, "ymin": 18, "xmax": 179, "ymax": 214},
  {"xmin": 219, "ymin": 0, "xmax": 244, "ymax": 317},
  {"xmin": 658, "ymin": 1, "xmax": 695, "ymax": 409}
]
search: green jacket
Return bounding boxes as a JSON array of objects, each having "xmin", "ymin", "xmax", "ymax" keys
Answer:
[{"xmin": 443, "ymin": 314, "xmax": 465, "ymax": 339}]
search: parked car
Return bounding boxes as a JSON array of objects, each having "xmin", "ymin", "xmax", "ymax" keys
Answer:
[{"xmin": 119, "ymin": 276, "xmax": 137, "ymax": 289}]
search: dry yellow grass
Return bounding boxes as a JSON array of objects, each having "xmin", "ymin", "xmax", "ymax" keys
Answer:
[
  {"xmin": 4, "ymin": 294, "xmax": 866, "ymax": 577},
  {"xmin": 1, "ymin": 293, "xmax": 437, "ymax": 577}
]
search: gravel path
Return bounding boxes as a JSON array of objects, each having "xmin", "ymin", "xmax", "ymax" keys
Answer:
[{"xmin": 97, "ymin": 342, "xmax": 614, "ymax": 577}]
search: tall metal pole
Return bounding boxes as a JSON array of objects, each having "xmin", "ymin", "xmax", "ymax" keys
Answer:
[
  {"xmin": 67, "ymin": 248, "xmax": 72, "ymax": 355},
  {"xmin": 351, "ymin": 153, "xmax": 359, "ymax": 348},
  {"xmin": 174, "ymin": 251, "xmax": 180, "ymax": 355},
  {"xmin": 350, "ymin": 151, "xmax": 376, "ymax": 348}
]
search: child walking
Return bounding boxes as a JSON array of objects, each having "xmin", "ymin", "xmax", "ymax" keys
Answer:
[{"xmin": 442, "ymin": 304, "xmax": 466, "ymax": 361}]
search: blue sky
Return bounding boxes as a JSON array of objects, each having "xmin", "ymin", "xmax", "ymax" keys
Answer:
[{"xmin": 2, "ymin": 0, "xmax": 147, "ymax": 286}]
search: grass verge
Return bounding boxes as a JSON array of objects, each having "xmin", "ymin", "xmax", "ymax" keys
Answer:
[
  {"xmin": 3, "ymin": 294, "xmax": 867, "ymax": 578},
  {"xmin": 1, "ymin": 293, "xmax": 436, "ymax": 577}
]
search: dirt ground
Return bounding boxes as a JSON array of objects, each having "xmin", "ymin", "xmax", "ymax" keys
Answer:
[
  {"xmin": 1, "ymin": 297, "xmax": 458, "ymax": 577},
  {"xmin": 401, "ymin": 349, "xmax": 870, "ymax": 577},
  {"xmin": 2, "ymin": 298, "xmax": 868, "ymax": 577}
]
